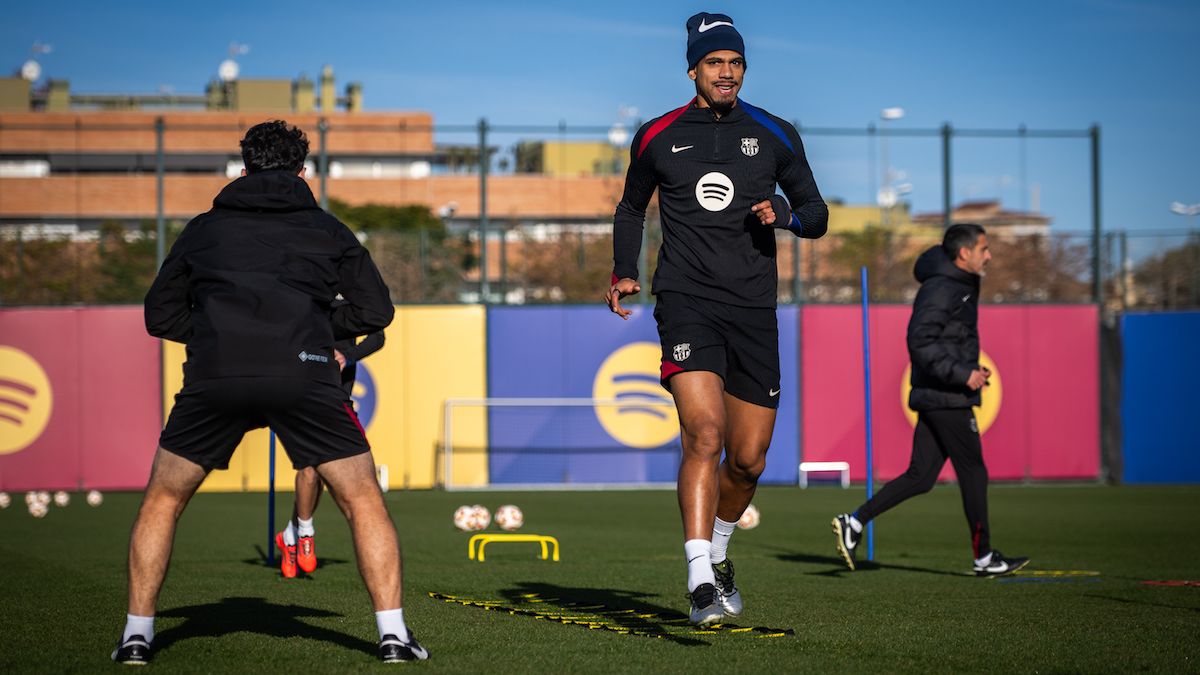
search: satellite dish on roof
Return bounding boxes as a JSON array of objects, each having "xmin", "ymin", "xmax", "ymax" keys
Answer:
[
  {"xmin": 20, "ymin": 59, "xmax": 41, "ymax": 82},
  {"xmin": 218, "ymin": 59, "xmax": 239, "ymax": 82}
]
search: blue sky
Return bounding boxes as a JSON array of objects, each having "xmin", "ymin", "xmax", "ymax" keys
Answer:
[{"xmin": 4, "ymin": 0, "xmax": 1198, "ymax": 235}]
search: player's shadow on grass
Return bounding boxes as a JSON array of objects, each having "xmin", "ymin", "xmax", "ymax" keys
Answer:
[
  {"xmin": 777, "ymin": 552, "xmax": 964, "ymax": 578},
  {"xmin": 499, "ymin": 582, "xmax": 709, "ymax": 647},
  {"xmin": 1085, "ymin": 594, "xmax": 1200, "ymax": 614},
  {"xmin": 153, "ymin": 596, "xmax": 376, "ymax": 657}
]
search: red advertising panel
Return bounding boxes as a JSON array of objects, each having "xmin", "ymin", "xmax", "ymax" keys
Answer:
[
  {"xmin": 801, "ymin": 305, "xmax": 1098, "ymax": 481},
  {"xmin": 0, "ymin": 308, "xmax": 160, "ymax": 491}
]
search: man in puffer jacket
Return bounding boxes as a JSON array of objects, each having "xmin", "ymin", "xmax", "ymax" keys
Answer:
[{"xmin": 831, "ymin": 223, "xmax": 1029, "ymax": 577}]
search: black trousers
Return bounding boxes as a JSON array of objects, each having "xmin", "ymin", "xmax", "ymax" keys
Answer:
[{"xmin": 855, "ymin": 408, "xmax": 991, "ymax": 558}]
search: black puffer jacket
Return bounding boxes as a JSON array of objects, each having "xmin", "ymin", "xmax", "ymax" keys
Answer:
[
  {"xmin": 144, "ymin": 171, "xmax": 393, "ymax": 384},
  {"xmin": 907, "ymin": 245, "xmax": 982, "ymax": 411}
]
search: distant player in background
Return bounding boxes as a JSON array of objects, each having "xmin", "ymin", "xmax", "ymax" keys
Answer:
[
  {"xmin": 605, "ymin": 13, "xmax": 828, "ymax": 624},
  {"xmin": 277, "ymin": 329, "xmax": 385, "ymax": 578},
  {"xmin": 832, "ymin": 223, "xmax": 1030, "ymax": 577},
  {"xmin": 116, "ymin": 120, "xmax": 427, "ymax": 665}
]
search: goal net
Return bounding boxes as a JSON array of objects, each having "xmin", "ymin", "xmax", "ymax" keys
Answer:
[{"xmin": 441, "ymin": 398, "xmax": 682, "ymax": 490}]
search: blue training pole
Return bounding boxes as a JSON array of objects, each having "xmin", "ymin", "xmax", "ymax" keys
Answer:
[
  {"xmin": 267, "ymin": 429, "xmax": 276, "ymax": 566},
  {"xmin": 860, "ymin": 267, "xmax": 875, "ymax": 562}
]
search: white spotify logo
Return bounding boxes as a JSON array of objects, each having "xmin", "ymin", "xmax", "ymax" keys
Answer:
[{"xmin": 695, "ymin": 172, "xmax": 734, "ymax": 211}]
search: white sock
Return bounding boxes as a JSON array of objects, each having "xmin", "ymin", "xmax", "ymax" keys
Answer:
[
  {"xmin": 297, "ymin": 517, "xmax": 315, "ymax": 538},
  {"xmin": 283, "ymin": 521, "xmax": 297, "ymax": 546},
  {"xmin": 849, "ymin": 515, "xmax": 864, "ymax": 533},
  {"xmin": 975, "ymin": 551, "xmax": 993, "ymax": 567},
  {"xmin": 684, "ymin": 539, "xmax": 715, "ymax": 592},
  {"xmin": 375, "ymin": 608, "xmax": 408, "ymax": 640},
  {"xmin": 710, "ymin": 517, "xmax": 738, "ymax": 564},
  {"xmin": 122, "ymin": 614, "xmax": 154, "ymax": 643}
]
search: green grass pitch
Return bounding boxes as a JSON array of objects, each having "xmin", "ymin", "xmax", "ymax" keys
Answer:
[{"xmin": 1, "ymin": 485, "xmax": 1198, "ymax": 672}]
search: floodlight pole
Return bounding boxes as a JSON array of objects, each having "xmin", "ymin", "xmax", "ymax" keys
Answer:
[
  {"xmin": 318, "ymin": 118, "xmax": 329, "ymax": 211},
  {"xmin": 1090, "ymin": 124, "xmax": 1102, "ymax": 305},
  {"xmin": 479, "ymin": 118, "xmax": 490, "ymax": 304},
  {"xmin": 941, "ymin": 123, "xmax": 953, "ymax": 229},
  {"xmin": 155, "ymin": 117, "xmax": 165, "ymax": 269}
]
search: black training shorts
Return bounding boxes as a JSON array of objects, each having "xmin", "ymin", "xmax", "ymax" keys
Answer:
[
  {"xmin": 653, "ymin": 291, "xmax": 781, "ymax": 409},
  {"xmin": 159, "ymin": 377, "xmax": 370, "ymax": 470}
]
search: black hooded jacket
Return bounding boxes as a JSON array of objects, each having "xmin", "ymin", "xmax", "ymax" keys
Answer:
[
  {"xmin": 906, "ymin": 245, "xmax": 983, "ymax": 412},
  {"xmin": 144, "ymin": 171, "xmax": 394, "ymax": 384}
]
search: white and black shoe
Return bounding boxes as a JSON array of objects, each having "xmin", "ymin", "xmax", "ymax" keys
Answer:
[
  {"xmin": 111, "ymin": 634, "xmax": 152, "ymax": 666},
  {"xmin": 688, "ymin": 583, "xmax": 724, "ymax": 626},
  {"xmin": 832, "ymin": 514, "xmax": 861, "ymax": 570},
  {"xmin": 712, "ymin": 558, "xmax": 743, "ymax": 617},
  {"xmin": 379, "ymin": 630, "xmax": 430, "ymax": 663},
  {"xmin": 974, "ymin": 550, "xmax": 1030, "ymax": 577}
]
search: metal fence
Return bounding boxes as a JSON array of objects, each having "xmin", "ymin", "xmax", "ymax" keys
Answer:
[
  {"xmin": 4, "ymin": 223, "xmax": 1196, "ymax": 310},
  {"xmin": 1, "ymin": 116, "xmax": 1195, "ymax": 310}
]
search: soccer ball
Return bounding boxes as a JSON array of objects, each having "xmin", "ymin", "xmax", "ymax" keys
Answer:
[
  {"xmin": 453, "ymin": 505, "xmax": 475, "ymax": 531},
  {"xmin": 28, "ymin": 501, "xmax": 48, "ymax": 518},
  {"xmin": 36, "ymin": 491, "xmax": 51, "ymax": 506},
  {"xmin": 0, "ymin": 492, "xmax": 10, "ymax": 509},
  {"xmin": 469, "ymin": 505, "xmax": 491, "ymax": 531},
  {"xmin": 53, "ymin": 491, "xmax": 70, "ymax": 507},
  {"xmin": 453, "ymin": 504, "xmax": 491, "ymax": 531},
  {"xmin": 737, "ymin": 504, "xmax": 761, "ymax": 530},
  {"xmin": 25, "ymin": 491, "xmax": 37, "ymax": 506},
  {"xmin": 495, "ymin": 504, "xmax": 524, "ymax": 531},
  {"xmin": 86, "ymin": 490, "xmax": 103, "ymax": 507}
]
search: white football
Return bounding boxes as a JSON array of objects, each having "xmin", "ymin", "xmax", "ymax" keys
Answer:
[
  {"xmin": 25, "ymin": 491, "xmax": 37, "ymax": 506},
  {"xmin": 453, "ymin": 505, "xmax": 474, "ymax": 531},
  {"xmin": 53, "ymin": 491, "xmax": 70, "ymax": 507},
  {"xmin": 469, "ymin": 505, "xmax": 491, "ymax": 531},
  {"xmin": 86, "ymin": 490, "xmax": 103, "ymax": 507},
  {"xmin": 36, "ymin": 491, "xmax": 51, "ymax": 506},
  {"xmin": 737, "ymin": 504, "xmax": 761, "ymax": 530},
  {"xmin": 28, "ymin": 501, "xmax": 48, "ymax": 518},
  {"xmin": 495, "ymin": 504, "xmax": 524, "ymax": 531},
  {"xmin": 0, "ymin": 492, "xmax": 10, "ymax": 509}
]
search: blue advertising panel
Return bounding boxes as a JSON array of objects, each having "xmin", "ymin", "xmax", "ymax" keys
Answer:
[
  {"xmin": 486, "ymin": 305, "xmax": 800, "ymax": 486},
  {"xmin": 1122, "ymin": 311, "xmax": 1200, "ymax": 484}
]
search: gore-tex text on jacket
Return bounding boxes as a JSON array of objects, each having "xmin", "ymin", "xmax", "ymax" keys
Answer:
[
  {"xmin": 612, "ymin": 98, "xmax": 829, "ymax": 308},
  {"xmin": 144, "ymin": 170, "xmax": 394, "ymax": 384}
]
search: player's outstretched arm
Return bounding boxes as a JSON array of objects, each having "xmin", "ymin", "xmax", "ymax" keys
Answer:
[{"xmin": 144, "ymin": 223, "xmax": 196, "ymax": 342}]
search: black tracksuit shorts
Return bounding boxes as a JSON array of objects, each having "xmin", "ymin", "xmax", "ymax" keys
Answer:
[
  {"xmin": 653, "ymin": 291, "xmax": 781, "ymax": 409},
  {"xmin": 159, "ymin": 376, "xmax": 371, "ymax": 471}
]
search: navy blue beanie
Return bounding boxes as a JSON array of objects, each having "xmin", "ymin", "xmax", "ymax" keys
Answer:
[{"xmin": 686, "ymin": 12, "xmax": 745, "ymax": 71}]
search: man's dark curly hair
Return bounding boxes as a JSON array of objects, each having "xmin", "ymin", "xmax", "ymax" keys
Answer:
[{"xmin": 240, "ymin": 120, "xmax": 310, "ymax": 174}]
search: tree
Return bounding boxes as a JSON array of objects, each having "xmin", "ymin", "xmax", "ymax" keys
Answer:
[
  {"xmin": 92, "ymin": 220, "xmax": 159, "ymax": 304},
  {"xmin": 328, "ymin": 199, "xmax": 467, "ymax": 303}
]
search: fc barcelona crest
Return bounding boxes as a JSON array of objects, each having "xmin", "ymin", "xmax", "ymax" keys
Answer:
[
  {"xmin": 673, "ymin": 343, "xmax": 691, "ymax": 361},
  {"xmin": 741, "ymin": 137, "xmax": 759, "ymax": 157}
]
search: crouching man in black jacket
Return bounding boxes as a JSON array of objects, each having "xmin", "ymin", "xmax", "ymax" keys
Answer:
[
  {"xmin": 831, "ymin": 224, "xmax": 1029, "ymax": 577},
  {"xmin": 112, "ymin": 121, "xmax": 427, "ymax": 665}
]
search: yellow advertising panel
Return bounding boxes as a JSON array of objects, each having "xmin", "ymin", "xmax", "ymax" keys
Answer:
[
  {"xmin": 160, "ymin": 305, "xmax": 487, "ymax": 492},
  {"xmin": 369, "ymin": 306, "xmax": 488, "ymax": 489}
]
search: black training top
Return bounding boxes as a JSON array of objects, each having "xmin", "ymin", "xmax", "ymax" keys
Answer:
[
  {"xmin": 612, "ymin": 97, "xmax": 828, "ymax": 308},
  {"xmin": 144, "ymin": 170, "xmax": 394, "ymax": 384}
]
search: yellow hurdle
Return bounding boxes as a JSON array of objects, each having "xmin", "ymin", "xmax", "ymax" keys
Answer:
[{"xmin": 468, "ymin": 533, "xmax": 561, "ymax": 562}]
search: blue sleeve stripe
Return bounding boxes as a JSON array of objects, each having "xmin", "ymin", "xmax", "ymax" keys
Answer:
[
  {"xmin": 739, "ymin": 100, "xmax": 794, "ymax": 154},
  {"xmin": 789, "ymin": 213, "xmax": 801, "ymax": 230}
]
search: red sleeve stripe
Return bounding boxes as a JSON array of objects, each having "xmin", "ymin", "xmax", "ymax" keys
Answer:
[{"xmin": 637, "ymin": 99, "xmax": 695, "ymax": 159}]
